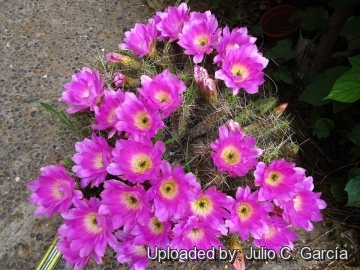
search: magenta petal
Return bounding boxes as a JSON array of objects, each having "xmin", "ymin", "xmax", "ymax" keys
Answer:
[
  {"xmin": 61, "ymin": 67, "xmax": 104, "ymax": 113},
  {"xmin": 57, "ymin": 197, "xmax": 116, "ymax": 269},
  {"xmin": 211, "ymin": 122, "xmax": 262, "ymax": 177},
  {"xmin": 27, "ymin": 164, "xmax": 82, "ymax": 217}
]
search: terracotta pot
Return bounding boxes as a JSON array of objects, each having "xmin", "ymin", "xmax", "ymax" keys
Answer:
[{"xmin": 260, "ymin": 5, "xmax": 301, "ymax": 47}]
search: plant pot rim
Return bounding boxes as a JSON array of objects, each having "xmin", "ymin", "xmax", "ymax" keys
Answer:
[{"xmin": 260, "ymin": 5, "xmax": 301, "ymax": 38}]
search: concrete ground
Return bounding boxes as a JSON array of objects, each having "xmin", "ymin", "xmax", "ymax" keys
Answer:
[
  {"xmin": 0, "ymin": 0, "xmax": 332, "ymax": 269},
  {"xmin": 0, "ymin": 0, "xmax": 154, "ymax": 269}
]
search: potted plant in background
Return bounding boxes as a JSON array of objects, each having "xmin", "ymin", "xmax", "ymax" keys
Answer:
[{"xmin": 260, "ymin": 4, "xmax": 301, "ymax": 47}]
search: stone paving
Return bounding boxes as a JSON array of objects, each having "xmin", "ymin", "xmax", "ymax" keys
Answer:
[
  {"xmin": 0, "ymin": 1, "xmax": 155, "ymax": 269},
  {"xmin": 0, "ymin": 0, "xmax": 332, "ymax": 269}
]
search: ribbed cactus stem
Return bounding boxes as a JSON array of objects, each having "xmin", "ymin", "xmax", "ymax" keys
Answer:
[
  {"xmin": 178, "ymin": 106, "xmax": 189, "ymax": 138},
  {"xmin": 170, "ymin": 104, "xmax": 189, "ymax": 138},
  {"xmin": 188, "ymin": 100, "xmax": 228, "ymax": 140},
  {"xmin": 258, "ymin": 97, "xmax": 277, "ymax": 116},
  {"xmin": 235, "ymin": 97, "xmax": 277, "ymax": 125},
  {"xmin": 244, "ymin": 118, "xmax": 290, "ymax": 137},
  {"xmin": 124, "ymin": 77, "xmax": 141, "ymax": 88}
]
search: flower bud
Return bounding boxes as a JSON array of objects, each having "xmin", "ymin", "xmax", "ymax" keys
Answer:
[
  {"xmin": 106, "ymin": 52, "xmax": 131, "ymax": 64},
  {"xmin": 274, "ymin": 103, "xmax": 288, "ymax": 116},
  {"xmin": 106, "ymin": 52, "xmax": 141, "ymax": 69},
  {"xmin": 194, "ymin": 65, "xmax": 218, "ymax": 100},
  {"xmin": 225, "ymin": 119, "xmax": 241, "ymax": 132},
  {"xmin": 114, "ymin": 72, "xmax": 126, "ymax": 88}
]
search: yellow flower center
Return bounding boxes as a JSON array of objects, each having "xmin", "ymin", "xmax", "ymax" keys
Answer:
[
  {"xmin": 264, "ymin": 227, "xmax": 276, "ymax": 239},
  {"xmin": 188, "ymin": 228, "xmax": 205, "ymax": 242},
  {"xmin": 93, "ymin": 152, "xmax": 104, "ymax": 169},
  {"xmin": 221, "ymin": 146, "xmax": 241, "ymax": 165},
  {"xmin": 149, "ymin": 217, "xmax": 165, "ymax": 234},
  {"xmin": 231, "ymin": 64, "xmax": 249, "ymax": 81},
  {"xmin": 134, "ymin": 245, "xmax": 147, "ymax": 256},
  {"xmin": 160, "ymin": 179, "xmax": 178, "ymax": 199},
  {"xmin": 265, "ymin": 171, "xmax": 282, "ymax": 186},
  {"xmin": 155, "ymin": 91, "xmax": 169, "ymax": 103},
  {"xmin": 191, "ymin": 195, "xmax": 213, "ymax": 216},
  {"xmin": 121, "ymin": 192, "xmax": 140, "ymax": 210},
  {"xmin": 84, "ymin": 212, "xmax": 102, "ymax": 233},
  {"xmin": 107, "ymin": 108, "xmax": 116, "ymax": 123},
  {"xmin": 294, "ymin": 195, "xmax": 301, "ymax": 211},
  {"xmin": 131, "ymin": 154, "xmax": 153, "ymax": 173},
  {"xmin": 134, "ymin": 111, "xmax": 151, "ymax": 129},
  {"xmin": 52, "ymin": 182, "xmax": 63, "ymax": 199},
  {"xmin": 236, "ymin": 203, "xmax": 252, "ymax": 221},
  {"xmin": 195, "ymin": 36, "xmax": 209, "ymax": 50}
]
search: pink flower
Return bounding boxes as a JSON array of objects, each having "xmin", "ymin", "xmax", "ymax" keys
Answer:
[
  {"xmin": 171, "ymin": 216, "xmax": 223, "ymax": 251},
  {"xmin": 194, "ymin": 65, "xmax": 217, "ymax": 100},
  {"xmin": 282, "ymin": 179, "xmax": 326, "ymax": 231},
  {"xmin": 27, "ymin": 164, "xmax": 82, "ymax": 217},
  {"xmin": 71, "ymin": 134, "xmax": 112, "ymax": 188},
  {"xmin": 225, "ymin": 186, "xmax": 273, "ymax": 241},
  {"xmin": 253, "ymin": 216, "xmax": 297, "ymax": 254},
  {"xmin": 57, "ymin": 197, "xmax": 117, "ymax": 270},
  {"xmin": 254, "ymin": 159, "xmax": 301, "ymax": 202},
  {"xmin": 297, "ymin": 174, "xmax": 315, "ymax": 191},
  {"xmin": 131, "ymin": 215, "xmax": 171, "ymax": 251},
  {"xmin": 147, "ymin": 161, "xmax": 201, "ymax": 222},
  {"xmin": 178, "ymin": 11, "xmax": 221, "ymax": 63},
  {"xmin": 188, "ymin": 10, "xmax": 213, "ymax": 24},
  {"xmin": 93, "ymin": 89, "xmax": 125, "ymax": 138},
  {"xmin": 138, "ymin": 69, "xmax": 185, "ymax": 118},
  {"xmin": 107, "ymin": 136, "xmax": 165, "ymax": 183},
  {"xmin": 57, "ymin": 238, "xmax": 89, "ymax": 270},
  {"xmin": 61, "ymin": 67, "xmax": 104, "ymax": 113},
  {"xmin": 155, "ymin": 3, "xmax": 190, "ymax": 42},
  {"xmin": 119, "ymin": 18, "xmax": 158, "ymax": 58},
  {"xmin": 115, "ymin": 92, "xmax": 164, "ymax": 138},
  {"xmin": 214, "ymin": 26, "xmax": 257, "ymax": 65},
  {"xmin": 115, "ymin": 232, "xmax": 149, "ymax": 270},
  {"xmin": 211, "ymin": 124, "xmax": 262, "ymax": 177},
  {"xmin": 287, "ymin": 190, "xmax": 326, "ymax": 230},
  {"xmin": 215, "ymin": 45, "xmax": 268, "ymax": 95},
  {"xmin": 190, "ymin": 187, "xmax": 233, "ymax": 235},
  {"xmin": 99, "ymin": 180, "xmax": 151, "ymax": 232}
]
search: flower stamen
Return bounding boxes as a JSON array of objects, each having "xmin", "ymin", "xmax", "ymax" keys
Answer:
[
  {"xmin": 191, "ymin": 195, "xmax": 213, "ymax": 216},
  {"xmin": 131, "ymin": 154, "xmax": 153, "ymax": 173},
  {"xmin": 85, "ymin": 212, "xmax": 102, "ymax": 233},
  {"xmin": 265, "ymin": 171, "xmax": 282, "ymax": 186},
  {"xmin": 121, "ymin": 193, "xmax": 140, "ymax": 210},
  {"xmin": 155, "ymin": 91, "xmax": 169, "ymax": 103},
  {"xmin": 134, "ymin": 111, "xmax": 151, "ymax": 129},
  {"xmin": 160, "ymin": 179, "xmax": 178, "ymax": 199},
  {"xmin": 195, "ymin": 36, "xmax": 209, "ymax": 50},
  {"xmin": 231, "ymin": 64, "xmax": 248, "ymax": 81},
  {"xmin": 221, "ymin": 146, "xmax": 241, "ymax": 165},
  {"xmin": 237, "ymin": 203, "xmax": 252, "ymax": 221},
  {"xmin": 149, "ymin": 217, "xmax": 165, "ymax": 234},
  {"xmin": 188, "ymin": 228, "xmax": 204, "ymax": 241}
]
